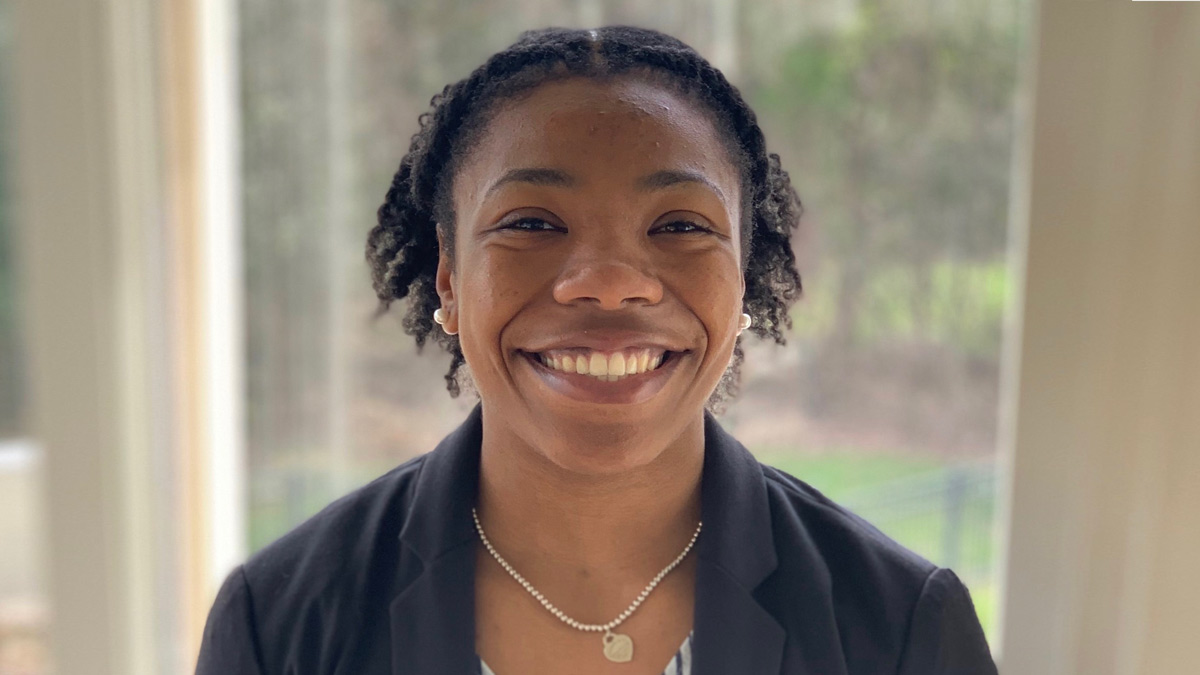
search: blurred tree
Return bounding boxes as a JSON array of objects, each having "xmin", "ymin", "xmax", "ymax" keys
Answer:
[
  {"xmin": 749, "ymin": 0, "xmax": 1019, "ymax": 351},
  {"xmin": 0, "ymin": 1, "xmax": 26, "ymax": 439},
  {"xmin": 241, "ymin": 0, "xmax": 344, "ymax": 466}
]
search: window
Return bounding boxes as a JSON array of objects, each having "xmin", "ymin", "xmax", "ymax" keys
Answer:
[{"xmin": 239, "ymin": 0, "xmax": 1031, "ymax": 651}]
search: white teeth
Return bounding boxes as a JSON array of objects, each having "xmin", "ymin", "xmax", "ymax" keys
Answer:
[
  {"xmin": 536, "ymin": 349, "xmax": 670, "ymax": 381},
  {"xmin": 589, "ymin": 352, "xmax": 608, "ymax": 376}
]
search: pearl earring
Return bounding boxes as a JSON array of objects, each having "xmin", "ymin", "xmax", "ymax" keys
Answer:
[
  {"xmin": 737, "ymin": 313, "xmax": 752, "ymax": 336},
  {"xmin": 433, "ymin": 307, "xmax": 457, "ymax": 335}
]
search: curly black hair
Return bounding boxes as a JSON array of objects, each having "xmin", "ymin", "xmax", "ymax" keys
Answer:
[{"xmin": 365, "ymin": 25, "xmax": 803, "ymax": 415}]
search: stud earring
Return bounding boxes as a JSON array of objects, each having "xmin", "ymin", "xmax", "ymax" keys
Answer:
[
  {"xmin": 737, "ymin": 313, "xmax": 752, "ymax": 336},
  {"xmin": 433, "ymin": 307, "xmax": 457, "ymax": 335}
]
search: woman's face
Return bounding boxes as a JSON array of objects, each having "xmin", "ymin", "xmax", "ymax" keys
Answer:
[{"xmin": 436, "ymin": 74, "xmax": 744, "ymax": 473}]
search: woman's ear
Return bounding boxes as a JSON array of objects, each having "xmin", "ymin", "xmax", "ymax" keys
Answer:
[{"xmin": 434, "ymin": 226, "xmax": 459, "ymax": 333}]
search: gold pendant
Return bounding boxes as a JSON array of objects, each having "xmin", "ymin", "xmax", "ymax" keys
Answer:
[{"xmin": 602, "ymin": 630, "xmax": 634, "ymax": 663}]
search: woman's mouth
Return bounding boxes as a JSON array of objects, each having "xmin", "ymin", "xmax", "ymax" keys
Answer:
[
  {"xmin": 518, "ymin": 348, "xmax": 686, "ymax": 405},
  {"xmin": 533, "ymin": 348, "xmax": 674, "ymax": 380}
]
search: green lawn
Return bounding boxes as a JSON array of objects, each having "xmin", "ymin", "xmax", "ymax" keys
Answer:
[{"xmin": 755, "ymin": 450, "xmax": 948, "ymax": 495}]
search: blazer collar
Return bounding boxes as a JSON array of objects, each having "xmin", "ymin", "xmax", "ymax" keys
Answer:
[{"xmin": 389, "ymin": 402, "xmax": 785, "ymax": 674}]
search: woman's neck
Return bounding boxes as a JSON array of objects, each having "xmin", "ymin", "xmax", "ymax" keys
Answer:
[{"xmin": 475, "ymin": 412, "xmax": 705, "ymax": 583}]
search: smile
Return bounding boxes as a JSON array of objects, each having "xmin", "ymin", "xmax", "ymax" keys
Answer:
[
  {"xmin": 533, "ymin": 348, "xmax": 671, "ymax": 382},
  {"xmin": 519, "ymin": 349, "xmax": 686, "ymax": 405}
]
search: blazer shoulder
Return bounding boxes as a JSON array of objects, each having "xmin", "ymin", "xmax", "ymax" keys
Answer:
[
  {"xmin": 757, "ymin": 462, "xmax": 954, "ymax": 668},
  {"xmin": 759, "ymin": 460, "xmax": 938, "ymax": 583},
  {"xmin": 758, "ymin": 460, "xmax": 941, "ymax": 640}
]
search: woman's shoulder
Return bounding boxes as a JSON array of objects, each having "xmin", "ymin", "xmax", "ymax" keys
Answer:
[
  {"xmin": 198, "ymin": 454, "xmax": 434, "ymax": 672},
  {"xmin": 755, "ymin": 462, "xmax": 998, "ymax": 671},
  {"xmin": 756, "ymin": 461, "xmax": 941, "ymax": 614}
]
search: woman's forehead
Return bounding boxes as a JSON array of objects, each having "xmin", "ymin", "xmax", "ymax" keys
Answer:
[
  {"xmin": 509, "ymin": 76, "xmax": 703, "ymax": 127},
  {"xmin": 454, "ymin": 76, "xmax": 740, "ymax": 201}
]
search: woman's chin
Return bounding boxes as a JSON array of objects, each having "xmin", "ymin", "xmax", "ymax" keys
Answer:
[
  {"xmin": 540, "ymin": 443, "xmax": 662, "ymax": 477},
  {"xmin": 520, "ymin": 418, "xmax": 670, "ymax": 476}
]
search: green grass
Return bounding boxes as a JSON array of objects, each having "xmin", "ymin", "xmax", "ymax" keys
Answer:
[{"xmin": 756, "ymin": 450, "xmax": 947, "ymax": 498}]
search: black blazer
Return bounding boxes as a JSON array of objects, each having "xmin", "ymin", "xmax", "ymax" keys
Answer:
[{"xmin": 196, "ymin": 402, "xmax": 998, "ymax": 674}]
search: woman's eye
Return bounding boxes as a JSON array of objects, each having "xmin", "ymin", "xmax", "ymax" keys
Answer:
[
  {"xmin": 655, "ymin": 220, "xmax": 711, "ymax": 234},
  {"xmin": 501, "ymin": 217, "xmax": 558, "ymax": 232},
  {"xmin": 498, "ymin": 218, "xmax": 710, "ymax": 234}
]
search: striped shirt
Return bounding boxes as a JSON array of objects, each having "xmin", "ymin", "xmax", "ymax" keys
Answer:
[{"xmin": 479, "ymin": 631, "xmax": 694, "ymax": 675}]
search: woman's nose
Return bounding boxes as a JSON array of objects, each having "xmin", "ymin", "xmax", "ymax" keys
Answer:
[{"xmin": 551, "ymin": 249, "xmax": 665, "ymax": 310}]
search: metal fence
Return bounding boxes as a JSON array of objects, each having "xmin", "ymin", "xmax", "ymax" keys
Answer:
[{"xmin": 838, "ymin": 462, "xmax": 998, "ymax": 577}]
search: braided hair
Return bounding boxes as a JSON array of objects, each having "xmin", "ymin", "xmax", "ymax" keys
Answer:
[{"xmin": 365, "ymin": 25, "xmax": 803, "ymax": 415}]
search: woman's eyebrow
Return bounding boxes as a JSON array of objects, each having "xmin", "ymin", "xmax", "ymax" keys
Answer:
[
  {"xmin": 485, "ymin": 168, "xmax": 574, "ymax": 197},
  {"xmin": 486, "ymin": 167, "xmax": 726, "ymax": 205},
  {"xmin": 635, "ymin": 169, "xmax": 726, "ymax": 204}
]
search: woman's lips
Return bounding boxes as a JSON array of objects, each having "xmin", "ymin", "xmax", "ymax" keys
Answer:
[{"xmin": 519, "ymin": 349, "xmax": 686, "ymax": 405}]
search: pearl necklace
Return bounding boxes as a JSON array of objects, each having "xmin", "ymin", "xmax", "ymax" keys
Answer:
[{"xmin": 471, "ymin": 507, "xmax": 702, "ymax": 663}]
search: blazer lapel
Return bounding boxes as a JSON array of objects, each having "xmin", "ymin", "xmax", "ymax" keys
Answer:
[
  {"xmin": 388, "ymin": 544, "xmax": 477, "ymax": 674},
  {"xmin": 691, "ymin": 410, "xmax": 787, "ymax": 675},
  {"xmin": 389, "ymin": 403, "xmax": 484, "ymax": 675}
]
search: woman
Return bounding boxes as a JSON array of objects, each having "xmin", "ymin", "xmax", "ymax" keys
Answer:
[{"xmin": 197, "ymin": 26, "xmax": 997, "ymax": 675}]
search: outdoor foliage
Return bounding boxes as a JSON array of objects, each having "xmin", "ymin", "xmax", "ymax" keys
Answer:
[
  {"xmin": 0, "ymin": 4, "xmax": 25, "ymax": 440},
  {"xmin": 232, "ymin": 0, "xmax": 1027, "ymax": 647}
]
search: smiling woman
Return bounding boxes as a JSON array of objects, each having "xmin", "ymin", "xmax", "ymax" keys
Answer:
[{"xmin": 197, "ymin": 25, "xmax": 996, "ymax": 675}]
